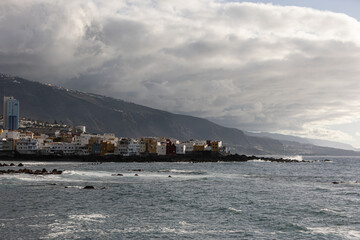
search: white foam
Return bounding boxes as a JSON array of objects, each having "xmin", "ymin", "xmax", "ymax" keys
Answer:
[
  {"xmin": 159, "ymin": 169, "xmax": 199, "ymax": 173},
  {"xmin": 64, "ymin": 185, "xmax": 84, "ymax": 189},
  {"xmin": 111, "ymin": 227, "xmax": 244, "ymax": 235},
  {"xmin": 170, "ymin": 169, "xmax": 193, "ymax": 173},
  {"xmin": 42, "ymin": 215, "xmax": 108, "ymax": 239},
  {"xmin": 158, "ymin": 169, "xmax": 206, "ymax": 175},
  {"xmin": 0, "ymin": 174, "xmax": 61, "ymax": 182},
  {"xmin": 264, "ymin": 155, "xmax": 304, "ymax": 161},
  {"xmin": 249, "ymin": 159, "xmax": 268, "ymax": 162},
  {"xmin": 69, "ymin": 214, "xmax": 107, "ymax": 222},
  {"xmin": 21, "ymin": 162, "xmax": 80, "ymax": 166},
  {"xmin": 284, "ymin": 155, "xmax": 303, "ymax": 161},
  {"xmin": 63, "ymin": 170, "xmax": 112, "ymax": 178},
  {"xmin": 44, "ymin": 228, "xmax": 74, "ymax": 239},
  {"xmin": 228, "ymin": 207, "xmax": 242, "ymax": 213},
  {"xmin": 320, "ymin": 208, "xmax": 345, "ymax": 215},
  {"xmin": 179, "ymin": 221, "xmax": 190, "ymax": 226},
  {"xmin": 309, "ymin": 226, "xmax": 360, "ymax": 239}
]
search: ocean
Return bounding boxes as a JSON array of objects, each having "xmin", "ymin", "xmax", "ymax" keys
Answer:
[{"xmin": 1, "ymin": 156, "xmax": 359, "ymax": 239}]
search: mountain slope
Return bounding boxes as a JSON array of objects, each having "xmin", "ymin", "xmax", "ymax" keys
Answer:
[
  {"xmin": 0, "ymin": 74, "xmax": 285, "ymax": 154},
  {"xmin": 246, "ymin": 131, "xmax": 357, "ymax": 151},
  {"xmin": 1, "ymin": 73, "xmax": 359, "ymax": 156}
]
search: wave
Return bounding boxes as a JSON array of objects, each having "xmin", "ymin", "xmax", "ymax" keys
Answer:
[
  {"xmin": 69, "ymin": 214, "xmax": 107, "ymax": 222},
  {"xmin": 63, "ymin": 185, "xmax": 84, "ymax": 189},
  {"xmin": 309, "ymin": 227, "xmax": 360, "ymax": 239},
  {"xmin": 158, "ymin": 169, "xmax": 206, "ymax": 175},
  {"xmin": 19, "ymin": 162, "xmax": 80, "ymax": 166},
  {"xmin": 111, "ymin": 227, "xmax": 244, "ymax": 235},
  {"xmin": 320, "ymin": 208, "xmax": 345, "ymax": 215},
  {"xmin": 228, "ymin": 207, "xmax": 242, "ymax": 213},
  {"xmin": 262, "ymin": 155, "xmax": 304, "ymax": 161},
  {"xmin": 63, "ymin": 170, "xmax": 113, "ymax": 178},
  {"xmin": 282, "ymin": 155, "xmax": 303, "ymax": 161},
  {"xmin": 249, "ymin": 159, "xmax": 268, "ymax": 162}
]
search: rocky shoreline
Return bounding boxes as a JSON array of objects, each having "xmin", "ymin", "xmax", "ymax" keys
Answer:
[
  {"xmin": 0, "ymin": 152, "xmax": 317, "ymax": 163},
  {"xmin": 0, "ymin": 167, "xmax": 63, "ymax": 175}
]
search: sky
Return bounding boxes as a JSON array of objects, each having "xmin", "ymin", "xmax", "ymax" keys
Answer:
[{"xmin": 1, "ymin": 0, "xmax": 360, "ymax": 147}]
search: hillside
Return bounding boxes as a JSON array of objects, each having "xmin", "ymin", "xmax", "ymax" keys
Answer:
[
  {"xmin": 1, "ymin": 73, "xmax": 359, "ymax": 156},
  {"xmin": 0, "ymin": 74, "xmax": 285, "ymax": 154},
  {"xmin": 246, "ymin": 131, "xmax": 358, "ymax": 151}
]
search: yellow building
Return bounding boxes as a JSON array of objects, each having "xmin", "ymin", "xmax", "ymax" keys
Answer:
[
  {"xmin": 139, "ymin": 140, "xmax": 147, "ymax": 153},
  {"xmin": 193, "ymin": 144, "xmax": 207, "ymax": 152},
  {"xmin": 144, "ymin": 138, "xmax": 158, "ymax": 154},
  {"xmin": 211, "ymin": 141, "xmax": 223, "ymax": 152},
  {"xmin": 100, "ymin": 141, "xmax": 115, "ymax": 156}
]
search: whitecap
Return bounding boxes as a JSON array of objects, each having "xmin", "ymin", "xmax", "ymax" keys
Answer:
[
  {"xmin": 287, "ymin": 155, "xmax": 303, "ymax": 161},
  {"xmin": 112, "ymin": 227, "xmax": 244, "ymax": 235},
  {"xmin": 20, "ymin": 162, "xmax": 80, "ymax": 166},
  {"xmin": 63, "ymin": 170, "xmax": 112, "ymax": 178},
  {"xmin": 263, "ymin": 155, "xmax": 304, "ymax": 161},
  {"xmin": 64, "ymin": 185, "xmax": 84, "ymax": 189},
  {"xmin": 309, "ymin": 226, "xmax": 360, "ymax": 239},
  {"xmin": 320, "ymin": 208, "xmax": 345, "ymax": 215},
  {"xmin": 249, "ymin": 159, "xmax": 268, "ymax": 162},
  {"xmin": 179, "ymin": 221, "xmax": 190, "ymax": 226},
  {"xmin": 228, "ymin": 207, "xmax": 242, "ymax": 213},
  {"xmin": 158, "ymin": 169, "xmax": 205, "ymax": 175},
  {"xmin": 69, "ymin": 214, "xmax": 107, "ymax": 222}
]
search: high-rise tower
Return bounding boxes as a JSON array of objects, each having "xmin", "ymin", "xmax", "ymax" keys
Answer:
[{"xmin": 3, "ymin": 96, "xmax": 19, "ymax": 130}]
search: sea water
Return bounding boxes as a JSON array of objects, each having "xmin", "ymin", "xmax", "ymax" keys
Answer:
[{"xmin": 1, "ymin": 156, "xmax": 360, "ymax": 239}]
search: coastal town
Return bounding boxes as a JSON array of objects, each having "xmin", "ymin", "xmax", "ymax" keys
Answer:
[{"xmin": 0, "ymin": 96, "xmax": 230, "ymax": 157}]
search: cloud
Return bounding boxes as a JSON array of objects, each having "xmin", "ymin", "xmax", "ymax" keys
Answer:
[{"xmin": 1, "ymin": 0, "xmax": 360, "ymax": 144}]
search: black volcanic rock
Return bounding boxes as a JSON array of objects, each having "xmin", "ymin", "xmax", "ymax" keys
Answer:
[{"xmin": 0, "ymin": 168, "xmax": 63, "ymax": 175}]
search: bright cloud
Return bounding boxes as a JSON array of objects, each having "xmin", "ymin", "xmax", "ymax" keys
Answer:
[{"xmin": 1, "ymin": 0, "xmax": 360, "ymax": 145}]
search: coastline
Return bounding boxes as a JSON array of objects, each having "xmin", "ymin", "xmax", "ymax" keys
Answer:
[{"xmin": 0, "ymin": 152, "xmax": 313, "ymax": 163}]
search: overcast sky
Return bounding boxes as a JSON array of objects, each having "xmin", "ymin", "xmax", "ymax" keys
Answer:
[{"xmin": 1, "ymin": 0, "xmax": 360, "ymax": 147}]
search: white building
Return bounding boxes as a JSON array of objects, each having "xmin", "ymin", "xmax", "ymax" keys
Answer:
[
  {"xmin": 175, "ymin": 143, "xmax": 186, "ymax": 154},
  {"xmin": 116, "ymin": 138, "xmax": 140, "ymax": 156},
  {"xmin": 128, "ymin": 140, "xmax": 140, "ymax": 156},
  {"xmin": 116, "ymin": 139, "xmax": 128, "ymax": 155},
  {"xmin": 33, "ymin": 134, "xmax": 49, "ymax": 147},
  {"xmin": 76, "ymin": 145, "xmax": 90, "ymax": 155},
  {"xmin": 73, "ymin": 133, "xmax": 103, "ymax": 146},
  {"xmin": 183, "ymin": 142, "xmax": 195, "ymax": 153},
  {"xmin": 16, "ymin": 139, "xmax": 39, "ymax": 154},
  {"xmin": 45, "ymin": 142, "xmax": 77, "ymax": 155},
  {"xmin": 76, "ymin": 125, "xmax": 86, "ymax": 133},
  {"xmin": 156, "ymin": 143, "xmax": 166, "ymax": 156},
  {"xmin": 0, "ymin": 130, "xmax": 20, "ymax": 140},
  {"xmin": 0, "ymin": 139, "xmax": 15, "ymax": 151},
  {"xmin": 139, "ymin": 141, "xmax": 146, "ymax": 153},
  {"xmin": 103, "ymin": 133, "xmax": 118, "ymax": 146},
  {"xmin": 19, "ymin": 131, "xmax": 34, "ymax": 139}
]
